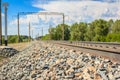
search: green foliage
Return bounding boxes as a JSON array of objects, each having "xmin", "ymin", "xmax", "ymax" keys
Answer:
[
  {"xmin": 41, "ymin": 19, "xmax": 120, "ymax": 42},
  {"xmin": 2, "ymin": 35, "xmax": 29, "ymax": 44},
  {"xmin": 112, "ymin": 20, "xmax": 120, "ymax": 33},
  {"xmin": 2, "ymin": 36, "xmax": 4, "ymax": 44},
  {"xmin": 108, "ymin": 19, "xmax": 114, "ymax": 33},
  {"xmin": 8, "ymin": 35, "xmax": 18, "ymax": 43},
  {"xmin": 49, "ymin": 24, "xmax": 70, "ymax": 40},
  {"xmin": 84, "ymin": 23, "xmax": 95, "ymax": 41},
  {"xmin": 70, "ymin": 23, "xmax": 79, "ymax": 40},
  {"xmin": 106, "ymin": 33, "xmax": 120, "ymax": 42},
  {"xmin": 70, "ymin": 22, "xmax": 87, "ymax": 41},
  {"xmin": 64, "ymin": 24, "xmax": 70, "ymax": 40},
  {"xmin": 92, "ymin": 19, "xmax": 109, "ymax": 41},
  {"xmin": 41, "ymin": 34, "xmax": 50, "ymax": 40}
]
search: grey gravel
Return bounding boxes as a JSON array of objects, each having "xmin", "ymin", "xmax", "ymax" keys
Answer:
[
  {"xmin": 0, "ymin": 47, "xmax": 19, "ymax": 57},
  {"xmin": 0, "ymin": 41, "xmax": 120, "ymax": 80}
]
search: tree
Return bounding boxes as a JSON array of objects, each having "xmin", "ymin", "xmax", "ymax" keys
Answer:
[
  {"xmin": 8, "ymin": 35, "xmax": 17, "ymax": 43},
  {"xmin": 49, "ymin": 28, "xmax": 56, "ymax": 40},
  {"xmin": 78, "ymin": 22, "xmax": 87, "ymax": 41},
  {"xmin": 70, "ymin": 23, "xmax": 79, "ymax": 40},
  {"xmin": 112, "ymin": 20, "xmax": 120, "ymax": 33},
  {"xmin": 106, "ymin": 33, "xmax": 120, "ymax": 42},
  {"xmin": 49, "ymin": 24, "xmax": 70, "ymax": 40},
  {"xmin": 45, "ymin": 19, "xmax": 120, "ymax": 42},
  {"xmin": 63, "ymin": 24, "xmax": 70, "ymax": 40},
  {"xmin": 42, "ymin": 34, "xmax": 50, "ymax": 40},
  {"xmin": 70, "ymin": 22, "xmax": 87, "ymax": 41},
  {"xmin": 91, "ymin": 19, "xmax": 109, "ymax": 41},
  {"xmin": 85, "ymin": 23, "xmax": 95, "ymax": 41},
  {"xmin": 108, "ymin": 19, "xmax": 114, "ymax": 33}
]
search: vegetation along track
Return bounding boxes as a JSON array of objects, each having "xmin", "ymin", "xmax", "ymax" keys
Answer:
[{"xmin": 50, "ymin": 41, "xmax": 120, "ymax": 62}]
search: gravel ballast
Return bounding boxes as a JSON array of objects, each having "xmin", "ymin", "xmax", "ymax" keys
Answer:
[
  {"xmin": 0, "ymin": 41, "xmax": 120, "ymax": 80},
  {"xmin": 0, "ymin": 46, "xmax": 19, "ymax": 57}
]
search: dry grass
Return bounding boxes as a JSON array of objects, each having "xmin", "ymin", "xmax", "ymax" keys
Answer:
[{"xmin": 8, "ymin": 42, "xmax": 30, "ymax": 51}]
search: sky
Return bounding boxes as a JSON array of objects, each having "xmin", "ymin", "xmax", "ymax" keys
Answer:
[{"xmin": 1, "ymin": 0, "xmax": 120, "ymax": 38}]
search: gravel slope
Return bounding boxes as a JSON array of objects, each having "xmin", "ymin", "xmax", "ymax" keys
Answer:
[{"xmin": 0, "ymin": 41, "xmax": 120, "ymax": 80}]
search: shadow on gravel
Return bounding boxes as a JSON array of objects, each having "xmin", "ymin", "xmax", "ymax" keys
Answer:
[{"xmin": 0, "ymin": 47, "xmax": 19, "ymax": 57}]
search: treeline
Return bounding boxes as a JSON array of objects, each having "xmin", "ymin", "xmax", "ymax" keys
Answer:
[
  {"xmin": 42, "ymin": 19, "xmax": 120, "ymax": 42},
  {"xmin": 2, "ymin": 35, "xmax": 29, "ymax": 44}
]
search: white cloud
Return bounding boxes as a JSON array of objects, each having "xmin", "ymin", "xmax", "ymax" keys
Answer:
[
  {"xmin": 2, "ymin": 13, "xmax": 4, "ymax": 17},
  {"xmin": 11, "ymin": 0, "xmax": 120, "ymax": 27},
  {"xmin": 8, "ymin": 0, "xmax": 120, "ymax": 36},
  {"xmin": 10, "ymin": 13, "xmax": 63, "ymax": 28},
  {"xmin": 10, "ymin": 15, "xmax": 39, "ymax": 25},
  {"xmin": 9, "ymin": 14, "xmax": 61, "ymax": 36},
  {"xmin": 33, "ymin": 0, "xmax": 120, "ymax": 23}
]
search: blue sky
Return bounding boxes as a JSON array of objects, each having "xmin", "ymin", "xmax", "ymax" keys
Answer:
[
  {"xmin": 2, "ymin": 0, "xmax": 43, "ymax": 37},
  {"xmin": 2, "ymin": 0, "xmax": 41, "ymax": 21},
  {"xmin": 3, "ymin": 0, "xmax": 40, "ymax": 14},
  {"xmin": 1, "ymin": 0, "xmax": 120, "ymax": 37}
]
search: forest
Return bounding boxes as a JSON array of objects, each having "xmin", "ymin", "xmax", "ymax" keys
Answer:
[
  {"xmin": 2, "ymin": 19, "xmax": 120, "ymax": 44},
  {"xmin": 42, "ymin": 19, "xmax": 120, "ymax": 42}
]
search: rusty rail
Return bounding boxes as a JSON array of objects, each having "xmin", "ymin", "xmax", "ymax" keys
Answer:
[{"xmin": 50, "ymin": 41, "xmax": 120, "ymax": 54}]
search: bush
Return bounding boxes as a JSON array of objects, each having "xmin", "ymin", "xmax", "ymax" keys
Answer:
[{"xmin": 106, "ymin": 33, "xmax": 120, "ymax": 42}]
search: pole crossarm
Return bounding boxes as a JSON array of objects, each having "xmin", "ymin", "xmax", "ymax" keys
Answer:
[{"xmin": 18, "ymin": 12, "xmax": 64, "ymax": 16}]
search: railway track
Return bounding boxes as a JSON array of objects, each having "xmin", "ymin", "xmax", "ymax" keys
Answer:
[
  {"xmin": 50, "ymin": 41, "xmax": 120, "ymax": 62},
  {"xmin": 53, "ymin": 41, "xmax": 120, "ymax": 54}
]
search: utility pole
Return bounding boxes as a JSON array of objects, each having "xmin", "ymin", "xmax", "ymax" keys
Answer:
[
  {"xmin": 42, "ymin": 27, "xmax": 43, "ymax": 37},
  {"xmin": 62, "ymin": 14, "xmax": 65, "ymax": 40},
  {"xmin": 17, "ymin": 13, "xmax": 20, "ymax": 43},
  {"xmin": 3, "ymin": 2, "xmax": 9, "ymax": 46},
  {"xmin": 28, "ymin": 22, "xmax": 31, "ymax": 42},
  {"xmin": 49, "ymin": 25, "xmax": 52, "ymax": 40},
  {"xmin": 0, "ymin": 0, "xmax": 2, "ymax": 45},
  {"xmin": 32, "ymin": 29, "xmax": 33, "ymax": 40},
  {"xmin": 38, "ymin": 33, "xmax": 39, "ymax": 39}
]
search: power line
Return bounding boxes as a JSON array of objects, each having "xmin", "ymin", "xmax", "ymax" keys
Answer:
[{"xmin": 18, "ymin": 12, "xmax": 65, "ymax": 41}]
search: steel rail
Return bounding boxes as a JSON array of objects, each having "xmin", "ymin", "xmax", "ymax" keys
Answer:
[{"xmin": 52, "ymin": 41, "xmax": 120, "ymax": 54}]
